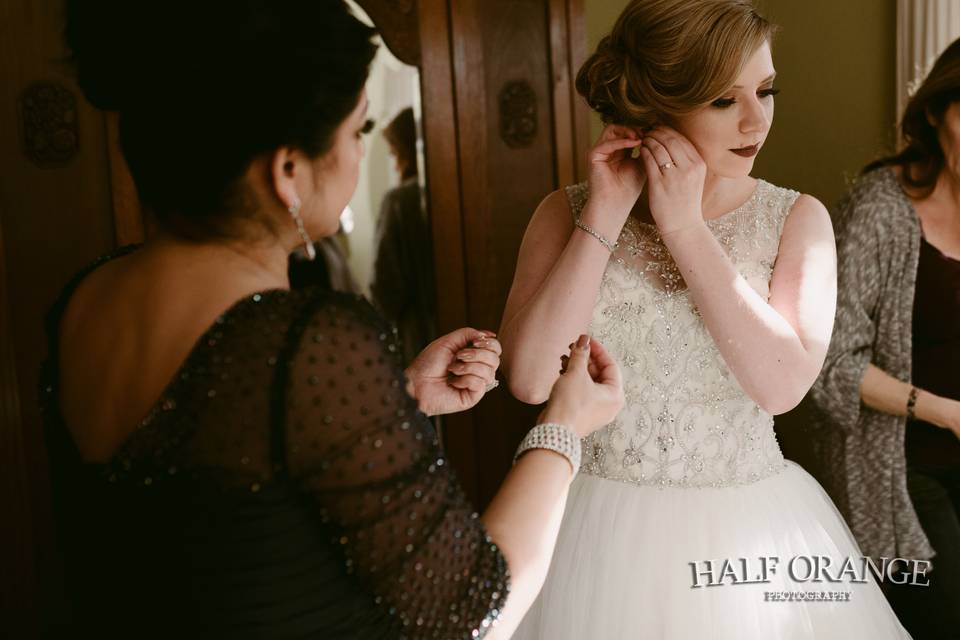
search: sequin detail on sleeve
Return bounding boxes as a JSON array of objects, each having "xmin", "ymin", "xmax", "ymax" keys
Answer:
[
  {"xmin": 286, "ymin": 298, "xmax": 509, "ymax": 639},
  {"xmin": 41, "ymin": 271, "xmax": 509, "ymax": 638}
]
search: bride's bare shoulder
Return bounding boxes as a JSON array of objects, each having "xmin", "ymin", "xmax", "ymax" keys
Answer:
[{"xmin": 524, "ymin": 185, "xmax": 581, "ymax": 239}]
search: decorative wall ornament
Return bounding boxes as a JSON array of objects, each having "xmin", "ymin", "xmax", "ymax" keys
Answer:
[
  {"xmin": 499, "ymin": 80, "xmax": 538, "ymax": 148},
  {"xmin": 19, "ymin": 82, "xmax": 79, "ymax": 168}
]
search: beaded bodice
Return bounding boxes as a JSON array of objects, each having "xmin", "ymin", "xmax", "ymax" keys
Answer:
[{"xmin": 566, "ymin": 180, "xmax": 798, "ymax": 488}]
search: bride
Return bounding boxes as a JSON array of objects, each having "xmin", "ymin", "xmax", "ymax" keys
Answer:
[{"xmin": 499, "ymin": 0, "xmax": 912, "ymax": 637}]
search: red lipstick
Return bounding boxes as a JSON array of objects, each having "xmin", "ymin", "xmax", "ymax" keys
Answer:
[{"xmin": 731, "ymin": 144, "xmax": 759, "ymax": 158}]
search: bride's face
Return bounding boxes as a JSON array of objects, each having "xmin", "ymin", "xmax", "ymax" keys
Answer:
[{"xmin": 673, "ymin": 41, "xmax": 776, "ymax": 179}]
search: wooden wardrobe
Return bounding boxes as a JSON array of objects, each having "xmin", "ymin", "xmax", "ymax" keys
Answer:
[{"xmin": 0, "ymin": 0, "xmax": 592, "ymax": 635}]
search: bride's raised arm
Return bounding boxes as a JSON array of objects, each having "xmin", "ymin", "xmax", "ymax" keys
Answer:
[
  {"xmin": 642, "ymin": 126, "xmax": 838, "ymax": 415},
  {"xmin": 498, "ymin": 125, "xmax": 643, "ymax": 404}
]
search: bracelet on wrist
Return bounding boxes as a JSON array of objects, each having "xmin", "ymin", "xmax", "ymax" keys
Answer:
[
  {"xmin": 574, "ymin": 217, "xmax": 618, "ymax": 253},
  {"xmin": 906, "ymin": 386, "xmax": 919, "ymax": 422},
  {"xmin": 513, "ymin": 422, "xmax": 582, "ymax": 475}
]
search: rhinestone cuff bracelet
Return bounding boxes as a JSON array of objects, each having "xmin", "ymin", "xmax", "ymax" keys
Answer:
[{"xmin": 513, "ymin": 422, "xmax": 582, "ymax": 475}]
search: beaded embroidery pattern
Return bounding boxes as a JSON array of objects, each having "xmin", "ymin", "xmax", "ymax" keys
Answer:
[{"xmin": 565, "ymin": 180, "xmax": 799, "ymax": 488}]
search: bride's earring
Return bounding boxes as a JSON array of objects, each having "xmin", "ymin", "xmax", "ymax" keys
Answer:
[{"xmin": 289, "ymin": 197, "xmax": 316, "ymax": 261}]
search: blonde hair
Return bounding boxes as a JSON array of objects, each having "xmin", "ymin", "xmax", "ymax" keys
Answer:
[{"xmin": 576, "ymin": 0, "xmax": 775, "ymax": 127}]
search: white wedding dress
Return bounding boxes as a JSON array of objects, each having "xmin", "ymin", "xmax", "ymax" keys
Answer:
[{"xmin": 513, "ymin": 181, "xmax": 911, "ymax": 639}]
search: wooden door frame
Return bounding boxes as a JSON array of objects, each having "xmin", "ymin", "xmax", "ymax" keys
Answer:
[
  {"xmin": 426, "ymin": 0, "xmax": 591, "ymax": 504},
  {"xmin": 415, "ymin": 0, "xmax": 477, "ymax": 493},
  {"xmin": 0, "ymin": 209, "xmax": 37, "ymax": 636},
  {"xmin": 549, "ymin": 0, "xmax": 591, "ymax": 187}
]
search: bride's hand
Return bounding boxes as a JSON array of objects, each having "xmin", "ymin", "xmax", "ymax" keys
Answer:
[
  {"xmin": 586, "ymin": 124, "xmax": 646, "ymax": 224},
  {"xmin": 405, "ymin": 328, "xmax": 501, "ymax": 416},
  {"xmin": 638, "ymin": 126, "xmax": 707, "ymax": 236},
  {"xmin": 541, "ymin": 335, "xmax": 624, "ymax": 438}
]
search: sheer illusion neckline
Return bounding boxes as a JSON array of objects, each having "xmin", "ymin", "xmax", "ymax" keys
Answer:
[
  {"xmin": 605, "ymin": 179, "xmax": 776, "ymax": 296},
  {"xmin": 121, "ymin": 289, "xmax": 289, "ymax": 431},
  {"xmin": 623, "ymin": 179, "xmax": 765, "ymax": 232}
]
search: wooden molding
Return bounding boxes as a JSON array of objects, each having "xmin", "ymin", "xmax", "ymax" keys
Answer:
[
  {"xmin": 355, "ymin": 0, "xmax": 423, "ymax": 67},
  {"xmin": 567, "ymin": 0, "xmax": 591, "ymax": 182},
  {"xmin": 0, "ymin": 212, "xmax": 38, "ymax": 636},
  {"xmin": 417, "ymin": 0, "xmax": 476, "ymax": 499},
  {"xmin": 548, "ymin": 0, "xmax": 591, "ymax": 186}
]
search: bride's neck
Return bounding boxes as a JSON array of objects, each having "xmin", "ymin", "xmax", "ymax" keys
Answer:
[
  {"xmin": 701, "ymin": 172, "xmax": 754, "ymax": 218},
  {"xmin": 630, "ymin": 172, "xmax": 752, "ymax": 224}
]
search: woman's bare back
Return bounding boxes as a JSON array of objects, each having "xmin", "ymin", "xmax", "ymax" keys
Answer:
[{"xmin": 57, "ymin": 241, "xmax": 287, "ymax": 461}]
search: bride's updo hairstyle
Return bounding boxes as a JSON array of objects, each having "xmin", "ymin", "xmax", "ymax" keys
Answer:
[
  {"xmin": 576, "ymin": 0, "xmax": 774, "ymax": 128},
  {"xmin": 65, "ymin": 0, "xmax": 377, "ymax": 240}
]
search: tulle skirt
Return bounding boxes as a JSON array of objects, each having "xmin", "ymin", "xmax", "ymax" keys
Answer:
[{"xmin": 513, "ymin": 461, "xmax": 911, "ymax": 639}]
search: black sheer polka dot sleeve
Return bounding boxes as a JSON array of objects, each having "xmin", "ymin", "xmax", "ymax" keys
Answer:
[{"xmin": 284, "ymin": 295, "xmax": 509, "ymax": 639}]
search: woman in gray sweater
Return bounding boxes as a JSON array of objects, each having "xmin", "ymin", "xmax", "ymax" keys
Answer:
[{"xmin": 809, "ymin": 38, "xmax": 960, "ymax": 639}]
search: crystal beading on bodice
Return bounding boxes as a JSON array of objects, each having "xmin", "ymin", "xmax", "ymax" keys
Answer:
[{"xmin": 566, "ymin": 180, "xmax": 799, "ymax": 488}]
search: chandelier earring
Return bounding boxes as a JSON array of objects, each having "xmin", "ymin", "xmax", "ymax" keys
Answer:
[{"xmin": 288, "ymin": 197, "xmax": 316, "ymax": 261}]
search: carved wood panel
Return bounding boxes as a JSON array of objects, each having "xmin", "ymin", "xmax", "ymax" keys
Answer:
[
  {"xmin": 499, "ymin": 80, "xmax": 538, "ymax": 148},
  {"xmin": 19, "ymin": 82, "xmax": 79, "ymax": 168},
  {"xmin": 445, "ymin": 0, "xmax": 587, "ymax": 506}
]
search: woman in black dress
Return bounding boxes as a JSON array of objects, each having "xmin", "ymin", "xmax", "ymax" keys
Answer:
[{"xmin": 44, "ymin": 1, "xmax": 623, "ymax": 638}]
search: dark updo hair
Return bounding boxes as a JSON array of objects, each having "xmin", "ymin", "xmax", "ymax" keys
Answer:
[
  {"xmin": 864, "ymin": 37, "xmax": 960, "ymax": 197},
  {"xmin": 576, "ymin": 0, "xmax": 774, "ymax": 128},
  {"xmin": 65, "ymin": 0, "xmax": 378, "ymax": 239}
]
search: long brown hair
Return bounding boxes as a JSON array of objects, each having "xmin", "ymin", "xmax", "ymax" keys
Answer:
[{"xmin": 866, "ymin": 37, "xmax": 960, "ymax": 197}]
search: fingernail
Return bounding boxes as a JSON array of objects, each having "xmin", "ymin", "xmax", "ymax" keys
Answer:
[
  {"xmin": 458, "ymin": 350, "xmax": 474, "ymax": 361},
  {"xmin": 576, "ymin": 334, "xmax": 590, "ymax": 349}
]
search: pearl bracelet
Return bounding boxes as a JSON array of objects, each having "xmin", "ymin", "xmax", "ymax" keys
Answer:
[{"xmin": 513, "ymin": 422, "xmax": 582, "ymax": 475}]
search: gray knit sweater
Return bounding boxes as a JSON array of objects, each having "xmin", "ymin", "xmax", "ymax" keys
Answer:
[{"xmin": 807, "ymin": 166, "xmax": 935, "ymax": 561}]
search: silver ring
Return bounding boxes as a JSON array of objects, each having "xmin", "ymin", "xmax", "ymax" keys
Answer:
[
  {"xmin": 659, "ymin": 161, "xmax": 675, "ymax": 171},
  {"xmin": 485, "ymin": 379, "xmax": 500, "ymax": 393}
]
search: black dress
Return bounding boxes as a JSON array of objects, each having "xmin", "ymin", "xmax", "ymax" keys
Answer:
[
  {"xmin": 886, "ymin": 234, "xmax": 960, "ymax": 638},
  {"xmin": 41, "ymin": 249, "xmax": 509, "ymax": 639}
]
